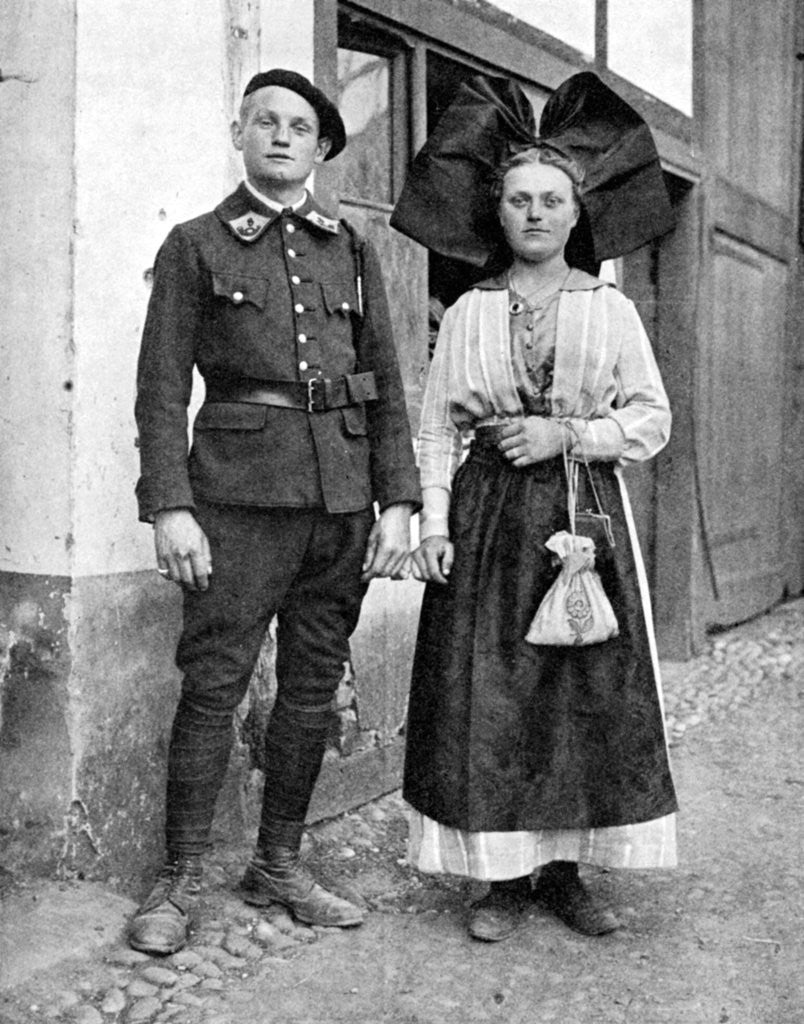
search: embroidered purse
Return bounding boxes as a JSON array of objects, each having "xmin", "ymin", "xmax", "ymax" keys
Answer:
[{"xmin": 525, "ymin": 439, "xmax": 619, "ymax": 647}]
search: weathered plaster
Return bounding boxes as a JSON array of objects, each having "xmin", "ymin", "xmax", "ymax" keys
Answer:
[
  {"xmin": 0, "ymin": 0, "xmax": 75, "ymax": 575},
  {"xmin": 64, "ymin": 571, "xmax": 182, "ymax": 885},
  {"xmin": 71, "ymin": 1, "xmax": 230, "ymax": 578},
  {"xmin": 0, "ymin": 574, "xmax": 73, "ymax": 872},
  {"xmin": 263, "ymin": 0, "xmax": 314, "ymax": 75}
]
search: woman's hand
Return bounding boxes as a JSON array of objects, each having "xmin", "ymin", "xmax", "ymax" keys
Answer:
[
  {"xmin": 411, "ymin": 536, "xmax": 454, "ymax": 585},
  {"xmin": 498, "ymin": 416, "xmax": 566, "ymax": 467}
]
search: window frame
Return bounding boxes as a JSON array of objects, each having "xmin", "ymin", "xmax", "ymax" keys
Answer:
[
  {"xmin": 336, "ymin": 14, "xmax": 412, "ymax": 210},
  {"xmin": 331, "ymin": 0, "xmax": 695, "ymax": 144}
]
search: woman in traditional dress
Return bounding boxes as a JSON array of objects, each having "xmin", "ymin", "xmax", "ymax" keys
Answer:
[{"xmin": 393, "ymin": 74, "xmax": 679, "ymax": 943}]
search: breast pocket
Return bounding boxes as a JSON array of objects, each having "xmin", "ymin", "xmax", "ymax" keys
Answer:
[
  {"xmin": 321, "ymin": 282, "xmax": 361, "ymax": 319},
  {"xmin": 211, "ymin": 271, "xmax": 270, "ymax": 310}
]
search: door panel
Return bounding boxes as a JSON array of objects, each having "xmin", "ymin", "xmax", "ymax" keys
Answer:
[
  {"xmin": 707, "ymin": 0, "xmax": 795, "ymax": 209},
  {"xmin": 699, "ymin": 231, "xmax": 787, "ymax": 623}
]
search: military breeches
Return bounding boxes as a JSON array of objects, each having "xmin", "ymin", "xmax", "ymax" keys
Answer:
[{"xmin": 165, "ymin": 502, "xmax": 373, "ymax": 856}]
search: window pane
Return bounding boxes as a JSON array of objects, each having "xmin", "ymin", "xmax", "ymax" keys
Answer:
[
  {"xmin": 483, "ymin": 0, "xmax": 596, "ymax": 58},
  {"xmin": 608, "ymin": 0, "xmax": 692, "ymax": 114},
  {"xmin": 336, "ymin": 49, "xmax": 393, "ymax": 204}
]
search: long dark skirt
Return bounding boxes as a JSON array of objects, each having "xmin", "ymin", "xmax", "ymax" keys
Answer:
[{"xmin": 403, "ymin": 439, "xmax": 678, "ymax": 833}]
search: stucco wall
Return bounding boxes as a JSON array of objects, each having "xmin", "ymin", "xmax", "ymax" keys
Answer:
[
  {"xmin": 0, "ymin": 0, "xmax": 75, "ymax": 576},
  {"xmin": 71, "ymin": 3, "xmax": 230, "ymax": 577}
]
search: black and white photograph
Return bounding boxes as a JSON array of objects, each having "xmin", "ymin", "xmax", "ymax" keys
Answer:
[{"xmin": 0, "ymin": 2, "xmax": 801, "ymax": 1022}]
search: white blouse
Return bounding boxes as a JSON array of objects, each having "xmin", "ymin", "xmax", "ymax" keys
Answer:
[{"xmin": 418, "ymin": 271, "xmax": 671, "ymax": 500}]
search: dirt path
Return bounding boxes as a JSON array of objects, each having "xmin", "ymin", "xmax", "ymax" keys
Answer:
[{"xmin": 1, "ymin": 601, "xmax": 801, "ymax": 1024}]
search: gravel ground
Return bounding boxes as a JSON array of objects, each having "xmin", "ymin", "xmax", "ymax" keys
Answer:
[{"xmin": 0, "ymin": 597, "xmax": 801, "ymax": 1024}]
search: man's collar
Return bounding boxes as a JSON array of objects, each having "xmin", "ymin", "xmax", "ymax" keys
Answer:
[
  {"xmin": 215, "ymin": 182, "xmax": 340, "ymax": 243},
  {"xmin": 244, "ymin": 179, "xmax": 307, "ymax": 213}
]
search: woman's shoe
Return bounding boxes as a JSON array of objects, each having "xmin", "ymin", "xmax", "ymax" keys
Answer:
[
  {"xmin": 467, "ymin": 877, "xmax": 531, "ymax": 942},
  {"xmin": 533, "ymin": 863, "xmax": 620, "ymax": 936}
]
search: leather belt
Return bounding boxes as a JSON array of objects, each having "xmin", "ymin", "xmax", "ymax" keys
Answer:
[{"xmin": 207, "ymin": 372, "xmax": 377, "ymax": 413}]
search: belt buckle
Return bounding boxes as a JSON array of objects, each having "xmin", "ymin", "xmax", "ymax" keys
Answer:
[{"xmin": 307, "ymin": 378, "xmax": 326, "ymax": 413}]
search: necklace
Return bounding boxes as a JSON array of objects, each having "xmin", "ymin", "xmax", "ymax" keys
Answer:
[{"xmin": 508, "ymin": 268, "xmax": 570, "ymax": 330}]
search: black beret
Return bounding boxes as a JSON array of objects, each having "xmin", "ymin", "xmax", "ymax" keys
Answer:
[{"xmin": 242, "ymin": 69, "xmax": 346, "ymax": 160}]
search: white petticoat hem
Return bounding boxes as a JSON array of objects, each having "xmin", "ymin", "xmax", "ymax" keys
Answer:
[{"xmin": 407, "ymin": 807, "xmax": 677, "ymax": 880}]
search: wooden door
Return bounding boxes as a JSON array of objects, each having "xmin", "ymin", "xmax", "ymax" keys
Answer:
[{"xmin": 696, "ymin": 0, "xmax": 798, "ymax": 626}]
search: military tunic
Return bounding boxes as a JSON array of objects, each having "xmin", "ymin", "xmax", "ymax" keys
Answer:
[{"xmin": 136, "ymin": 182, "xmax": 420, "ymax": 519}]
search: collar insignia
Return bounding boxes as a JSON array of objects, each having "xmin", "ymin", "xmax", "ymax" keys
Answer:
[
  {"xmin": 227, "ymin": 212, "xmax": 271, "ymax": 243},
  {"xmin": 303, "ymin": 210, "xmax": 340, "ymax": 235}
]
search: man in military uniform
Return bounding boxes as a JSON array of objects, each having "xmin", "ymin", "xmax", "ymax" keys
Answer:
[{"xmin": 130, "ymin": 69, "xmax": 420, "ymax": 955}]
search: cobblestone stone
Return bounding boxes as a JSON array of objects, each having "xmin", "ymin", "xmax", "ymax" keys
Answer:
[
  {"xmin": 127, "ymin": 996, "xmax": 163, "ymax": 1022},
  {"xmin": 171, "ymin": 973, "xmax": 201, "ymax": 991},
  {"xmin": 154, "ymin": 1009, "xmax": 186, "ymax": 1022},
  {"xmin": 139, "ymin": 966, "xmax": 179, "ymax": 988},
  {"xmin": 661, "ymin": 599, "xmax": 803, "ymax": 747},
  {"xmin": 99, "ymin": 987, "xmax": 126, "ymax": 1014},
  {"xmin": 126, "ymin": 978, "xmax": 159, "ymax": 1000},
  {"xmin": 190, "ymin": 947, "xmax": 244, "ymax": 971},
  {"xmin": 199, "ymin": 978, "xmax": 225, "ymax": 991},
  {"xmin": 220, "ymin": 932, "xmax": 256, "ymax": 960},
  {"xmin": 71, "ymin": 1007, "xmax": 103, "ymax": 1024},
  {"xmin": 190, "ymin": 961, "xmax": 222, "ymax": 980},
  {"xmin": 105, "ymin": 949, "xmax": 151, "ymax": 968},
  {"xmin": 167, "ymin": 951, "xmax": 202, "ymax": 971},
  {"xmin": 170, "ymin": 991, "xmax": 205, "ymax": 1008}
]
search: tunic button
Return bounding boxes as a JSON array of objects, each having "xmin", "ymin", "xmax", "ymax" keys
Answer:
[
  {"xmin": 286, "ymin": 224, "xmax": 295, "ymax": 233},
  {"xmin": 287, "ymin": 248, "xmax": 297, "ymax": 258},
  {"xmin": 341, "ymin": 301, "xmax": 350, "ymax": 311},
  {"xmin": 232, "ymin": 291, "xmax": 244, "ymax": 303},
  {"xmin": 298, "ymin": 334, "xmax": 307, "ymax": 343},
  {"xmin": 294, "ymin": 303, "xmax": 304, "ymax": 314},
  {"xmin": 299, "ymin": 361, "xmax": 309, "ymax": 371},
  {"xmin": 291, "ymin": 275, "xmax": 301, "ymax": 285}
]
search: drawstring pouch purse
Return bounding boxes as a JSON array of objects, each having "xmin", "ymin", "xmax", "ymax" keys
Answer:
[{"xmin": 525, "ymin": 438, "xmax": 619, "ymax": 647}]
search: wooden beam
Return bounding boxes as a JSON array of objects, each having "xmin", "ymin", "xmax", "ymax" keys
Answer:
[{"xmin": 313, "ymin": 0, "xmax": 340, "ymax": 213}]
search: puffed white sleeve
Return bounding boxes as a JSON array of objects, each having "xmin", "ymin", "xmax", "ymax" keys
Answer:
[
  {"xmin": 569, "ymin": 292, "xmax": 671, "ymax": 464},
  {"xmin": 416, "ymin": 307, "xmax": 464, "ymax": 537}
]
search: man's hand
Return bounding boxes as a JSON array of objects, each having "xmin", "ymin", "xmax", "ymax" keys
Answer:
[
  {"xmin": 361, "ymin": 503, "xmax": 413, "ymax": 582},
  {"xmin": 154, "ymin": 509, "xmax": 212, "ymax": 591},
  {"xmin": 498, "ymin": 416, "xmax": 567, "ymax": 467},
  {"xmin": 410, "ymin": 536, "xmax": 454, "ymax": 585}
]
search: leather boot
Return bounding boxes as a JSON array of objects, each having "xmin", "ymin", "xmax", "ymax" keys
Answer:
[
  {"xmin": 532, "ymin": 860, "xmax": 621, "ymax": 936},
  {"xmin": 240, "ymin": 845, "xmax": 364, "ymax": 928},
  {"xmin": 468, "ymin": 876, "xmax": 531, "ymax": 942},
  {"xmin": 128, "ymin": 854, "xmax": 202, "ymax": 955}
]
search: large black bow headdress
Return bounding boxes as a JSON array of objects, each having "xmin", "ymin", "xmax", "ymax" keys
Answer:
[{"xmin": 390, "ymin": 71, "xmax": 674, "ymax": 268}]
